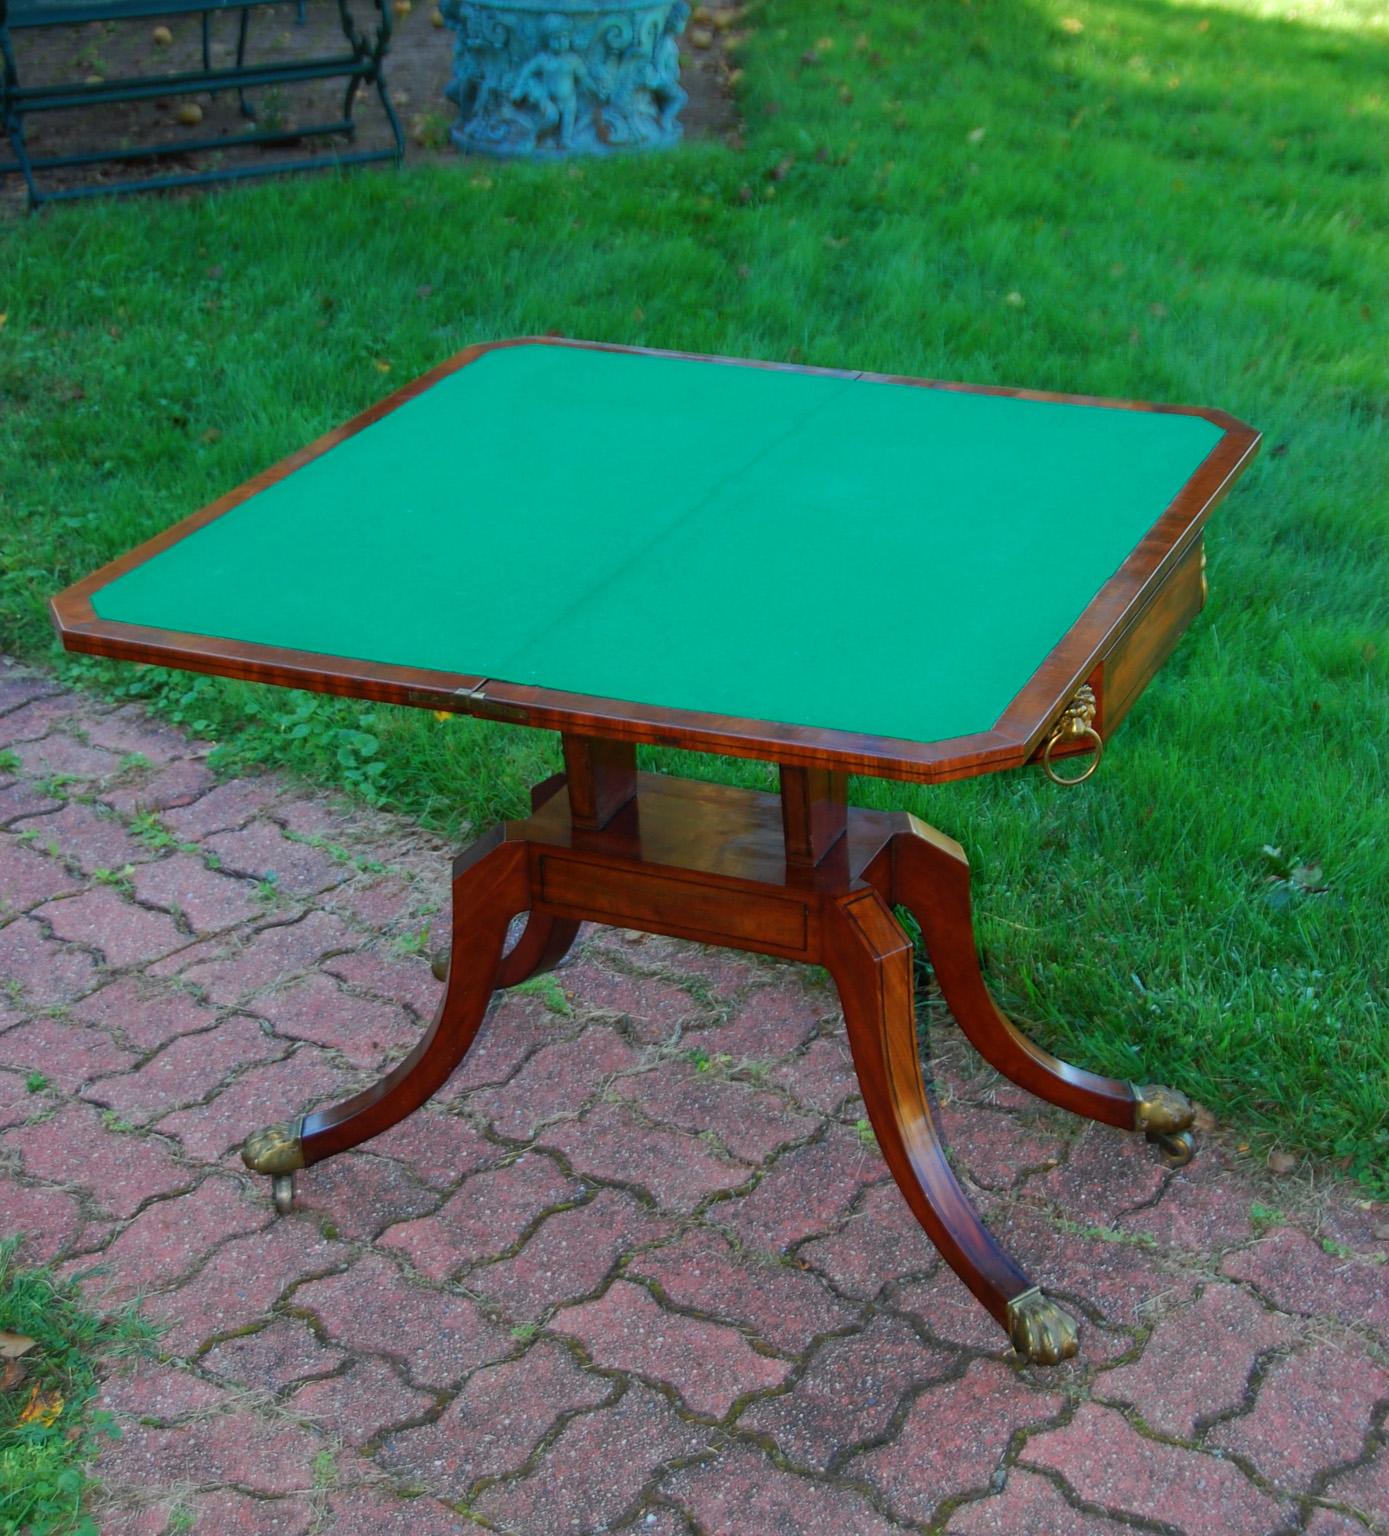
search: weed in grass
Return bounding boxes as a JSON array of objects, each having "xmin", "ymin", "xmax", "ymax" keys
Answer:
[
  {"xmin": 0, "ymin": 1236, "xmax": 159, "ymax": 1536},
  {"xmin": 24, "ymin": 1072, "xmax": 48, "ymax": 1094},
  {"xmin": 513, "ymin": 973, "xmax": 573, "ymax": 1018},
  {"xmin": 0, "ymin": 749, "xmax": 19, "ymax": 774},
  {"xmin": 1, "ymin": 0, "xmax": 1384, "ymax": 1191}
]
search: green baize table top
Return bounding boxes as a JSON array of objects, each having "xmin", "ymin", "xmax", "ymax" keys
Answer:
[{"xmin": 91, "ymin": 341, "xmax": 1225, "ymax": 748}]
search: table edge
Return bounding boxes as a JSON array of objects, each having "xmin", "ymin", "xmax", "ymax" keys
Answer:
[{"xmin": 50, "ymin": 336, "xmax": 1262, "ymax": 785}]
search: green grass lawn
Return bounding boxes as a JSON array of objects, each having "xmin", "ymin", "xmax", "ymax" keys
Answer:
[{"xmin": 1, "ymin": 0, "xmax": 1385, "ymax": 1190}]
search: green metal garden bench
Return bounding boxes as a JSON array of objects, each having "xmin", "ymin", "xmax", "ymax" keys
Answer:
[{"xmin": 0, "ymin": 0, "xmax": 403, "ymax": 208}]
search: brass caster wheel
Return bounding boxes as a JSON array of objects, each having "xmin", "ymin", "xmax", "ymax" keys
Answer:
[
  {"xmin": 271, "ymin": 1173, "xmax": 297, "ymax": 1214},
  {"xmin": 430, "ymin": 951, "xmax": 449, "ymax": 983},
  {"xmin": 1146, "ymin": 1128, "xmax": 1196, "ymax": 1168},
  {"xmin": 1006, "ymin": 1286, "xmax": 1080, "ymax": 1365}
]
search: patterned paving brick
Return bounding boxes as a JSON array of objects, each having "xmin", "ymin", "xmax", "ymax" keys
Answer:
[
  {"xmin": 0, "ymin": 777, "xmax": 64, "ymax": 824},
  {"xmin": 200, "ymin": 1316, "xmax": 348, "ymax": 1392},
  {"xmin": 155, "ymin": 1045, "xmax": 353, "ymax": 1163},
  {"xmin": 1208, "ymin": 1340, "xmax": 1389, "ymax": 1493},
  {"xmin": 0, "ymin": 697, "xmax": 78, "ymax": 746},
  {"xmin": 470, "ymin": 1029, "xmax": 641, "ymax": 1139},
  {"xmin": 1021, "ymin": 1401, "xmax": 1288, "ymax": 1534},
  {"xmin": 941, "ymin": 1101, "xmax": 1067, "ymax": 1191},
  {"xmin": 0, "ymin": 1102, "xmax": 195, "ymax": 1217},
  {"xmin": 80, "ymin": 705, "xmax": 189, "ymax": 762},
  {"xmin": 8, "ymin": 666, "xmax": 1383, "ymax": 1536},
  {"xmin": 71, "ymin": 1175, "xmax": 269, "ymax": 1303},
  {"xmin": 540, "ymin": 1099, "xmax": 753, "ymax": 1214},
  {"xmin": 851, "ymin": 1359, "xmax": 1063, "ymax": 1524},
  {"xmin": 68, "ymin": 977, "xmax": 224, "ymax": 1051},
  {"xmin": 366, "ymin": 1106, "xmax": 499, "ymax": 1188},
  {"xmin": 742, "ymin": 1314, "xmax": 949, "ymax": 1470},
  {"xmin": 665, "ymin": 1445, "xmax": 906, "ymax": 1536},
  {"xmin": 162, "ymin": 777, "xmax": 284, "ymax": 839},
  {"xmin": 889, "ymin": 1263, "xmax": 1014, "ymax": 1353},
  {"xmin": 0, "ymin": 1016, "xmax": 138, "ymax": 1091},
  {"xmin": 323, "ymin": 1487, "xmax": 484, "ymax": 1535},
  {"xmin": 33, "ymin": 887, "xmax": 187, "ymax": 969},
  {"xmin": 0, "ymin": 1177, "xmax": 85, "ymax": 1264},
  {"xmin": 1322, "ymin": 1441, "xmax": 1389, "ymax": 1532},
  {"xmin": 119, "ymin": 1491, "xmax": 315, "ymax": 1536},
  {"xmin": 97, "ymin": 1360, "xmax": 227, "ymax": 1421},
  {"xmin": 1119, "ymin": 1152, "xmax": 1257, "ymax": 1251},
  {"xmin": 1021, "ymin": 1121, "xmax": 1168, "ymax": 1222},
  {"xmin": 294, "ymin": 1150, "xmax": 442, "ymax": 1242},
  {"xmin": 470, "ymin": 1185, "xmax": 673, "ymax": 1318},
  {"xmin": 1222, "ymin": 1226, "xmax": 1389, "ymax": 1343},
  {"xmin": 381, "ymin": 1153, "xmax": 579, "ymax": 1280},
  {"xmin": 14, "ymin": 801, "xmax": 158, "ymax": 876},
  {"xmin": 689, "ymin": 983, "xmax": 828, "ymax": 1062},
  {"xmin": 170, "ymin": 911, "xmax": 359, "ymax": 1003},
  {"xmin": 553, "ymin": 1278, "xmax": 791, "ymax": 1417},
  {"xmin": 799, "ymin": 1178, "xmax": 942, "ymax": 1298},
  {"xmin": 381, "ymin": 1338, "xmax": 611, "ymax": 1495},
  {"xmin": 203, "ymin": 819, "xmax": 347, "ymax": 897},
  {"xmin": 474, "ymin": 1381, "xmax": 708, "ymax": 1535},
  {"xmin": 288, "ymin": 1356, "xmax": 437, "ymax": 1445},
  {"xmin": 0, "ymin": 667, "xmax": 61, "ymax": 718},
  {"xmin": 15, "ymin": 733, "xmax": 124, "ymax": 782},
  {"xmin": 258, "ymin": 970, "xmax": 419, "ymax": 1067},
  {"xmin": 151, "ymin": 1221, "xmax": 351, "ymax": 1354},
  {"xmin": 0, "ymin": 916, "xmax": 100, "ymax": 1003},
  {"xmin": 1303, "ymin": 1508, "xmax": 1378, "ymax": 1536},
  {"xmin": 996, "ymin": 1206, "xmax": 1197, "ymax": 1331},
  {"xmin": 85, "ymin": 1016, "xmax": 284, "ymax": 1124},
  {"xmin": 322, "ymin": 945, "xmax": 443, "ymax": 1022},
  {"xmin": 295, "ymin": 1251, "xmax": 508, "ymax": 1388},
  {"xmin": 99, "ymin": 1410, "xmax": 327, "ymax": 1498},
  {"xmin": 613, "ymin": 1058, "xmax": 818, "ymax": 1161},
  {"xmin": 720, "ymin": 1127, "xmax": 884, "ymax": 1253},
  {"xmin": 559, "ymin": 957, "xmax": 706, "ymax": 1043},
  {"xmin": 130, "ymin": 852, "xmax": 263, "ymax": 932},
  {"xmin": 944, "ymin": 1468, "xmax": 1136, "ymax": 1534},
  {"xmin": 770, "ymin": 1033, "xmax": 858, "ymax": 1115},
  {"xmin": 1097, "ymin": 1282, "xmax": 1299, "ymax": 1437},
  {"xmin": 630, "ymin": 1226, "xmax": 859, "ymax": 1354},
  {"xmin": 0, "ymin": 830, "xmax": 84, "ymax": 914},
  {"xmin": 100, "ymin": 757, "xmax": 219, "ymax": 818}
]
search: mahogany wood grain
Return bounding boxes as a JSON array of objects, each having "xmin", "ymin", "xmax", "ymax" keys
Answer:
[
  {"xmin": 275, "ymin": 766, "xmax": 1169, "ymax": 1347},
  {"xmin": 780, "ymin": 765, "xmax": 849, "ymax": 867},
  {"xmin": 561, "ymin": 735, "xmax": 638, "ymax": 830},
  {"xmin": 876, "ymin": 819, "xmax": 1138, "ymax": 1130},
  {"xmin": 823, "ymin": 887, "xmax": 1033, "ymax": 1325},
  {"xmin": 299, "ymin": 832, "xmax": 528, "ymax": 1164}
]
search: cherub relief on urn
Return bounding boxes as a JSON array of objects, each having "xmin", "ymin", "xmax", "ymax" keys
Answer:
[{"xmin": 440, "ymin": 0, "xmax": 689, "ymax": 157}]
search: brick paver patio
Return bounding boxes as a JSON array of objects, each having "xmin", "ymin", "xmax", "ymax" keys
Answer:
[{"xmin": 1, "ymin": 655, "xmax": 1385, "ymax": 1536}]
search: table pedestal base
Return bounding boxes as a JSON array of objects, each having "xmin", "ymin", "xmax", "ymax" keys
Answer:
[{"xmin": 243, "ymin": 749, "xmax": 1195, "ymax": 1365}]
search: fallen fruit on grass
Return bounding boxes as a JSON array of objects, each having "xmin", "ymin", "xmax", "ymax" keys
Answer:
[
  {"xmin": 152, "ymin": 23, "xmax": 172, "ymax": 44},
  {"xmin": 177, "ymin": 102, "xmax": 204, "ymax": 126},
  {"xmin": 394, "ymin": 0, "xmax": 412, "ymax": 13}
]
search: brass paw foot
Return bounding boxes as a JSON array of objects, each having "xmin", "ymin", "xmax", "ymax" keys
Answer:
[
  {"xmin": 430, "ymin": 950, "xmax": 449, "ymax": 982},
  {"xmin": 1131, "ymin": 1083, "xmax": 1195, "ymax": 1136},
  {"xmin": 1146, "ymin": 1128, "xmax": 1196, "ymax": 1167},
  {"xmin": 242, "ymin": 1117, "xmax": 305, "ymax": 1213},
  {"xmin": 1006, "ymin": 1287, "xmax": 1080, "ymax": 1365}
]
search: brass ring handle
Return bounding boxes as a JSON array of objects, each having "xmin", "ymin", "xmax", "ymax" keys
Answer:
[
  {"xmin": 1041, "ymin": 683, "xmax": 1103, "ymax": 786},
  {"xmin": 1042, "ymin": 723, "xmax": 1103, "ymax": 785}
]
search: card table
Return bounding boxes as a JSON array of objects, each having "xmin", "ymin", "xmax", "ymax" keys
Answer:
[{"xmin": 51, "ymin": 338, "xmax": 1260, "ymax": 1363}]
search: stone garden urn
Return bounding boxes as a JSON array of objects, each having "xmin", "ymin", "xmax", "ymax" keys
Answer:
[{"xmin": 439, "ymin": 0, "xmax": 689, "ymax": 157}]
